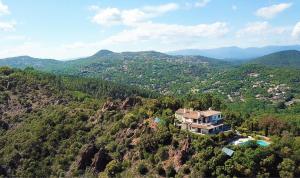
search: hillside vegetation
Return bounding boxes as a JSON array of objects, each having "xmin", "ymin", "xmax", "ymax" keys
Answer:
[
  {"xmin": 2, "ymin": 51, "xmax": 300, "ymax": 105},
  {"xmin": 249, "ymin": 50, "xmax": 300, "ymax": 68},
  {"xmin": 0, "ymin": 50, "xmax": 232, "ymax": 95},
  {"xmin": 0, "ymin": 67, "xmax": 300, "ymax": 177}
]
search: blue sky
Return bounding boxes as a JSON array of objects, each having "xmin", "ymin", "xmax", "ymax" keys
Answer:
[{"xmin": 0, "ymin": 0, "xmax": 299, "ymax": 59}]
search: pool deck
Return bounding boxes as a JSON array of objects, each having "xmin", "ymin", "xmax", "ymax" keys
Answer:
[{"xmin": 232, "ymin": 136, "xmax": 255, "ymax": 145}]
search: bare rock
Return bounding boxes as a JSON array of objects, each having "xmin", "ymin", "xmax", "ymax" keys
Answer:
[
  {"xmin": 91, "ymin": 148, "xmax": 111, "ymax": 172},
  {"xmin": 174, "ymin": 138, "xmax": 190, "ymax": 168},
  {"xmin": 101, "ymin": 100, "xmax": 118, "ymax": 112},
  {"xmin": 120, "ymin": 97, "xmax": 142, "ymax": 110},
  {"xmin": 76, "ymin": 144, "xmax": 97, "ymax": 170}
]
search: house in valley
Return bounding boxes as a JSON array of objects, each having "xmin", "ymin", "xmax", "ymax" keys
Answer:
[{"xmin": 175, "ymin": 108, "xmax": 227, "ymax": 134}]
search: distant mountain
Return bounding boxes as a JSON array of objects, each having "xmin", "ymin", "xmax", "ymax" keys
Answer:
[
  {"xmin": 0, "ymin": 50, "xmax": 229, "ymax": 69},
  {"xmin": 168, "ymin": 45, "xmax": 300, "ymax": 60},
  {"xmin": 0, "ymin": 56, "xmax": 63, "ymax": 71},
  {"xmin": 248, "ymin": 50, "xmax": 300, "ymax": 68}
]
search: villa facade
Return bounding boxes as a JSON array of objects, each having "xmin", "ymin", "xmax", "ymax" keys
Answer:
[{"xmin": 175, "ymin": 108, "xmax": 226, "ymax": 134}]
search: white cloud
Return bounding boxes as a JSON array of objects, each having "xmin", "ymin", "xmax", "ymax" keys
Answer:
[
  {"xmin": 0, "ymin": 21, "xmax": 15, "ymax": 31},
  {"xmin": 255, "ymin": 3, "xmax": 292, "ymax": 19},
  {"xmin": 195, "ymin": 0, "xmax": 211, "ymax": 8},
  {"xmin": 58, "ymin": 21, "xmax": 229, "ymax": 57},
  {"xmin": 0, "ymin": 41, "xmax": 99, "ymax": 59},
  {"xmin": 0, "ymin": 1, "xmax": 16, "ymax": 32},
  {"xmin": 91, "ymin": 3, "xmax": 179, "ymax": 26},
  {"xmin": 292, "ymin": 22, "xmax": 300, "ymax": 39},
  {"xmin": 92, "ymin": 8, "xmax": 122, "ymax": 26},
  {"xmin": 0, "ymin": 42, "xmax": 40, "ymax": 58},
  {"xmin": 0, "ymin": 0, "xmax": 9, "ymax": 16},
  {"xmin": 103, "ymin": 22, "xmax": 229, "ymax": 44},
  {"xmin": 237, "ymin": 21, "xmax": 287, "ymax": 37}
]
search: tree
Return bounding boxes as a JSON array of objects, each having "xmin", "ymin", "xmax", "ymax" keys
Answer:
[
  {"xmin": 105, "ymin": 160, "xmax": 122, "ymax": 177},
  {"xmin": 276, "ymin": 102, "xmax": 286, "ymax": 110},
  {"xmin": 0, "ymin": 66, "xmax": 14, "ymax": 75},
  {"xmin": 278, "ymin": 158, "xmax": 295, "ymax": 178},
  {"xmin": 137, "ymin": 163, "xmax": 148, "ymax": 175},
  {"xmin": 166, "ymin": 165, "xmax": 176, "ymax": 177},
  {"xmin": 156, "ymin": 164, "xmax": 166, "ymax": 176},
  {"xmin": 259, "ymin": 117, "xmax": 287, "ymax": 136}
]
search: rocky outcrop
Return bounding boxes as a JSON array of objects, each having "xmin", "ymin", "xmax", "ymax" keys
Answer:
[
  {"xmin": 72, "ymin": 144, "xmax": 111, "ymax": 173},
  {"xmin": 102, "ymin": 97, "xmax": 142, "ymax": 112},
  {"xmin": 120, "ymin": 97, "xmax": 142, "ymax": 110},
  {"xmin": 91, "ymin": 148, "xmax": 111, "ymax": 172},
  {"xmin": 101, "ymin": 100, "xmax": 119, "ymax": 112},
  {"xmin": 171, "ymin": 138, "xmax": 190, "ymax": 169},
  {"xmin": 76, "ymin": 144, "xmax": 97, "ymax": 170}
]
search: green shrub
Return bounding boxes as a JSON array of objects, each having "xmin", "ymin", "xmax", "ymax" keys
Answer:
[
  {"xmin": 137, "ymin": 163, "xmax": 148, "ymax": 175},
  {"xmin": 182, "ymin": 166, "xmax": 190, "ymax": 175},
  {"xmin": 155, "ymin": 147, "xmax": 169, "ymax": 161},
  {"xmin": 166, "ymin": 165, "xmax": 176, "ymax": 177},
  {"xmin": 0, "ymin": 66, "xmax": 14, "ymax": 75},
  {"xmin": 156, "ymin": 164, "xmax": 166, "ymax": 177},
  {"xmin": 105, "ymin": 160, "xmax": 122, "ymax": 177}
]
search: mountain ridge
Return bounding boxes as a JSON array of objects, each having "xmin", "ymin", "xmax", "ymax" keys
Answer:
[
  {"xmin": 248, "ymin": 50, "xmax": 300, "ymax": 68},
  {"xmin": 168, "ymin": 45, "xmax": 300, "ymax": 60}
]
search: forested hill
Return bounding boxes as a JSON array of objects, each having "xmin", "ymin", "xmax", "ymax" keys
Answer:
[
  {"xmin": 1, "ymin": 67, "xmax": 300, "ymax": 177},
  {"xmin": 0, "ymin": 50, "xmax": 233, "ymax": 95},
  {"xmin": 248, "ymin": 50, "xmax": 300, "ymax": 68},
  {"xmin": 0, "ymin": 50, "xmax": 230, "ymax": 69},
  {"xmin": 0, "ymin": 56, "xmax": 63, "ymax": 71}
]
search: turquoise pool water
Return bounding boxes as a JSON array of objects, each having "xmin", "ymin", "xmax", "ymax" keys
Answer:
[
  {"xmin": 237, "ymin": 139, "xmax": 271, "ymax": 147},
  {"xmin": 256, "ymin": 140, "xmax": 270, "ymax": 147},
  {"xmin": 154, "ymin": 118, "xmax": 161, "ymax": 123}
]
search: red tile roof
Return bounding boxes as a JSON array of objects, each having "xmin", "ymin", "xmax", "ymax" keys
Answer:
[{"xmin": 175, "ymin": 108, "xmax": 221, "ymax": 119}]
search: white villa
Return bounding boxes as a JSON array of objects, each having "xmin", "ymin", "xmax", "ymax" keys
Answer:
[{"xmin": 175, "ymin": 108, "xmax": 226, "ymax": 134}]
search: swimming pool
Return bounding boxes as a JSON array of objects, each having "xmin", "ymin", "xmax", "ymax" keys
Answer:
[
  {"xmin": 154, "ymin": 117, "xmax": 161, "ymax": 123},
  {"xmin": 233, "ymin": 138, "xmax": 271, "ymax": 147},
  {"xmin": 256, "ymin": 140, "xmax": 271, "ymax": 147}
]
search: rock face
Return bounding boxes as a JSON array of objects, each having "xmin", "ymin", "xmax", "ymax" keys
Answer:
[
  {"xmin": 173, "ymin": 138, "xmax": 190, "ymax": 168},
  {"xmin": 76, "ymin": 144, "xmax": 97, "ymax": 170},
  {"xmin": 74, "ymin": 144, "xmax": 111, "ymax": 173},
  {"xmin": 101, "ymin": 100, "xmax": 118, "ymax": 112},
  {"xmin": 120, "ymin": 97, "xmax": 142, "ymax": 110},
  {"xmin": 101, "ymin": 97, "xmax": 142, "ymax": 112},
  {"xmin": 91, "ymin": 148, "xmax": 111, "ymax": 172}
]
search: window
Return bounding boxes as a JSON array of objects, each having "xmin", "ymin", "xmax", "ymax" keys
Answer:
[{"xmin": 193, "ymin": 119, "xmax": 197, "ymax": 123}]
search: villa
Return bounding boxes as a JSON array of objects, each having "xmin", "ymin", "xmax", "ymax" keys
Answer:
[{"xmin": 175, "ymin": 108, "xmax": 227, "ymax": 134}]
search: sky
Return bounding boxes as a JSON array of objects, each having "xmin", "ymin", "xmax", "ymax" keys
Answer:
[{"xmin": 0, "ymin": 0, "xmax": 299, "ymax": 59}]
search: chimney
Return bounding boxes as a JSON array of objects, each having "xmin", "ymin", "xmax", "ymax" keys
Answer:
[
  {"xmin": 184, "ymin": 108, "xmax": 186, "ymax": 113},
  {"xmin": 197, "ymin": 111, "xmax": 201, "ymax": 118},
  {"xmin": 208, "ymin": 107, "xmax": 212, "ymax": 111}
]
